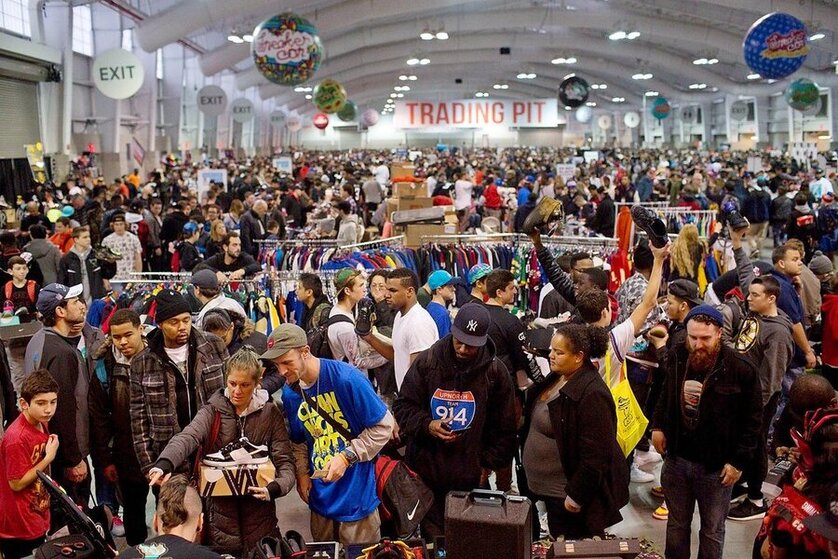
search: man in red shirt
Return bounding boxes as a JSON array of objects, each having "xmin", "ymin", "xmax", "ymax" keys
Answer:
[{"xmin": 0, "ymin": 369, "xmax": 59, "ymax": 559}]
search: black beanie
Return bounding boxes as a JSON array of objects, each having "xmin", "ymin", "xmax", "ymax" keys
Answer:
[{"xmin": 155, "ymin": 289, "xmax": 191, "ymax": 324}]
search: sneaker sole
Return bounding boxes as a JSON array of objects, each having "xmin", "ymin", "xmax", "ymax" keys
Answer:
[
  {"xmin": 727, "ymin": 512, "xmax": 766, "ymax": 522},
  {"xmin": 202, "ymin": 456, "xmax": 270, "ymax": 468},
  {"xmin": 729, "ymin": 493, "xmax": 748, "ymax": 505}
]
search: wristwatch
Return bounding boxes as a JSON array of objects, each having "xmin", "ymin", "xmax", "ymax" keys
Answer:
[{"xmin": 341, "ymin": 446, "xmax": 359, "ymax": 467}]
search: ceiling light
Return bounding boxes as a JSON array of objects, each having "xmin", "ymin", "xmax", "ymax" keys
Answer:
[
  {"xmin": 707, "ymin": 58, "xmax": 718, "ymax": 64},
  {"xmin": 409, "ymin": 75, "xmax": 417, "ymax": 81},
  {"xmin": 747, "ymin": 73, "xmax": 761, "ymax": 80},
  {"xmin": 566, "ymin": 57, "xmax": 577, "ymax": 64},
  {"xmin": 390, "ymin": 93, "xmax": 398, "ymax": 98},
  {"xmin": 645, "ymin": 91, "xmax": 659, "ymax": 96},
  {"xmin": 693, "ymin": 57, "xmax": 708, "ymax": 65},
  {"xmin": 420, "ymin": 31, "xmax": 434, "ymax": 41},
  {"xmin": 435, "ymin": 31, "xmax": 449, "ymax": 40},
  {"xmin": 419, "ymin": 58, "xmax": 430, "ymax": 65},
  {"xmin": 407, "ymin": 58, "xmax": 419, "ymax": 65},
  {"xmin": 475, "ymin": 92, "xmax": 489, "ymax": 98},
  {"xmin": 809, "ymin": 32, "xmax": 825, "ymax": 41},
  {"xmin": 551, "ymin": 57, "xmax": 576, "ymax": 65},
  {"xmin": 609, "ymin": 31, "xmax": 627, "ymax": 41},
  {"xmin": 626, "ymin": 31, "xmax": 640, "ymax": 40},
  {"xmin": 591, "ymin": 83, "xmax": 607, "ymax": 90},
  {"xmin": 305, "ymin": 94, "xmax": 312, "ymax": 99},
  {"xmin": 563, "ymin": 72, "xmax": 576, "ymax": 80},
  {"xmin": 688, "ymin": 83, "xmax": 707, "ymax": 89},
  {"xmin": 564, "ymin": 106, "xmax": 571, "ymax": 111},
  {"xmin": 551, "ymin": 57, "xmax": 565, "ymax": 64},
  {"xmin": 242, "ymin": 34, "xmax": 253, "ymax": 43},
  {"xmin": 632, "ymin": 73, "xmax": 652, "ymax": 80},
  {"xmin": 517, "ymin": 72, "xmax": 537, "ymax": 79},
  {"xmin": 394, "ymin": 86, "xmax": 402, "ymax": 91},
  {"xmin": 401, "ymin": 86, "xmax": 410, "ymax": 91},
  {"xmin": 710, "ymin": 87, "xmax": 718, "ymax": 91},
  {"xmin": 397, "ymin": 93, "xmax": 404, "ymax": 98},
  {"xmin": 591, "ymin": 84, "xmax": 600, "ymax": 89},
  {"xmin": 399, "ymin": 75, "xmax": 408, "ymax": 80},
  {"xmin": 585, "ymin": 102, "xmax": 597, "ymax": 107},
  {"xmin": 612, "ymin": 97, "xmax": 625, "ymax": 103},
  {"xmin": 227, "ymin": 34, "xmax": 243, "ymax": 44}
]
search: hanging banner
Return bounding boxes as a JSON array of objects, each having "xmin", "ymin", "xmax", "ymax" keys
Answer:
[
  {"xmin": 197, "ymin": 168, "xmax": 227, "ymax": 202},
  {"xmin": 393, "ymin": 99, "xmax": 559, "ymax": 128}
]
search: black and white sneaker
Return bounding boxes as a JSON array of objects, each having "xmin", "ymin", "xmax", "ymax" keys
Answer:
[
  {"xmin": 727, "ymin": 498, "xmax": 766, "ymax": 521},
  {"xmin": 203, "ymin": 437, "xmax": 269, "ymax": 467}
]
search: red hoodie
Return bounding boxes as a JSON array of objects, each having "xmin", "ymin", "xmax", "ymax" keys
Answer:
[{"xmin": 822, "ymin": 294, "xmax": 838, "ymax": 366}]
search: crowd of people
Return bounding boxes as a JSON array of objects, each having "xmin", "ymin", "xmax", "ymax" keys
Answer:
[{"xmin": 0, "ymin": 145, "xmax": 835, "ymax": 559}]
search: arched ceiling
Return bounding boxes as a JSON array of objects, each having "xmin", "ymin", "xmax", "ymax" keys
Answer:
[{"xmin": 124, "ymin": 0, "xmax": 838, "ymax": 116}]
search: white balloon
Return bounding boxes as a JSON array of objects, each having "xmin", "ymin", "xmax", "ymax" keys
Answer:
[
  {"xmin": 575, "ymin": 106, "xmax": 592, "ymax": 123},
  {"xmin": 597, "ymin": 114, "xmax": 612, "ymax": 130},
  {"xmin": 286, "ymin": 115, "xmax": 303, "ymax": 132}
]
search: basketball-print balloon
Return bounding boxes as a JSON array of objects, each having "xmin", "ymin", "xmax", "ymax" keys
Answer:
[
  {"xmin": 360, "ymin": 108, "xmax": 380, "ymax": 127},
  {"xmin": 575, "ymin": 106, "xmax": 592, "ymax": 123},
  {"xmin": 650, "ymin": 97, "xmax": 671, "ymax": 120},
  {"xmin": 313, "ymin": 79, "xmax": 347, "ymax": 113},
  {"xmin": 785, "ymin": 78, "xmax": 820, "ymax": 111},
  {"xmin": 742, "ymin": 12, "xmax": 809, "ymax": 80},
  {"xmin": 558, "ymin": 76, "xmax": 590, "ymax": 108},
  {"xmin": 337, "ymin": 100, "xmax": 357, "ymax": 122},
  {"xmin": 252, "ymin": 13, "xmax": 323, "ymax": 86}
]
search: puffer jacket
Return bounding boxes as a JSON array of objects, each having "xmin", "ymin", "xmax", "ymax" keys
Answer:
[
  {"xmin": 129, "ymin": 327, "xmax": 227, "ymax": 473},
  {"xmin": 89, "ymin": 338, "xmax": 145, "ymax": 483},
  {"xmin": 154, "ymin": 389, "xmax": 295, "ymax": 556}
]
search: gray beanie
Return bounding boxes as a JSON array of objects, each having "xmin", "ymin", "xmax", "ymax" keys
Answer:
[{"xmin": 809, "ymin": 251, "xmax": 833, "ymax": 276}]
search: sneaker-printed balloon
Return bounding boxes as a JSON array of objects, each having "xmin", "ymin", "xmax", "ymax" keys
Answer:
[{"xmin": 252, "ymin": 13, "xmax": 323, "ymax": 86}]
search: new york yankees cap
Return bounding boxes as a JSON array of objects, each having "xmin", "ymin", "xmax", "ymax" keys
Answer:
[{"xmin": 451, "ymin": 303, "xmax": 490, "ymax": 347}]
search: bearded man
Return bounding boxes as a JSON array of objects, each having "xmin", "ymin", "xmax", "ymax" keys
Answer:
[{"xmin": 650, "ymin": 305, "xmax": 762, "ymax": 559}]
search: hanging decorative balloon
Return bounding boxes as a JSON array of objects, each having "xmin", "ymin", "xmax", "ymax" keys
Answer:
[
  {"xmin": 624, "ymin": 111, "xmax": 640, "ymax": 128},
  {"xmin": 575, "ymin": 106, "xmax": 592, "ymax": 123},
  {"xmin": 800, "ymin": 96, "xmax": 823, "ymax": 117},
  {"xmin": 558, "ymin": 76, "xmax": 590, "ymax": 108},
  {"xmin": 742, "ymin": 12, "xmax": 809, "ymax": 80},
  {"xmin": 597, "ymin": 114, "xmax": 612, "ymax": 130},
  {"xmin": 312, "ymin": 79, "xmax": 347, "ymax": 113},
  {"xmin": 360, "ymin": 108, "xmax": 380, "ymax": 128},
  {"xmin": 312, "ymin": 112, "xmax": 329, "ymax": 130},
  {"xmin": 337, "ymin": 100, "xmax": 357, "ymax": 122},
  {"xmin": 784, "ymin": 78, "xmax": 820, "ymax": 111},
  {"xmin": 650, "ymin": 97, "xmax": 671, "ymax": 120},
  {"xmin": 252, "ymin": 13, "xmax": 324, "ymax": 86},
  {"xmin": 286, "ymin": 115, "xmax": 303, "ymax": 132}
]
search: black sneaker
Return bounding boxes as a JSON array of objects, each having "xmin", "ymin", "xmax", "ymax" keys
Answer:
[
  {"xmin": 727, "ymin": 210, "xmax": 750, "ymax": 232},
  {"xmin": 730, "ymin": 482, "xmax": 749, "ymax": 504},
  {"xmin": 630, "ymin": 206, "xmax": 668, "ymax": 248},
  {"xmin": 203, "ymin": 437, "xmax": 269, "ymax": 467},
  {"xmin": 354, "ymin": 297, "xmax": 376, "ymax": 337},
  {"xmin": 727, "ymin": 498, "xmax": 766, "ymax": 521}
]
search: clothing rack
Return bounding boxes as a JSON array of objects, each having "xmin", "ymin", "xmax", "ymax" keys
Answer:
[
  {"xmin": 254, "ymin": 238, "xmax": 339, "ymax": 247},
  {"xmin": 340, "ymin": 235, "xmax": 405, "ymax": 251}
]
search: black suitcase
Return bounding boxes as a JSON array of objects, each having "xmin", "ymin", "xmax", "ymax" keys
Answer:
[{"xmin": 444, "ymin": 489, "xmax": 532, "ymax": 559}]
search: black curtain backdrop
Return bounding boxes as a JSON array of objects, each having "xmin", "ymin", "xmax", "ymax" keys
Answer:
[{"xmin": 0, "ymin": 158, "xmax": 35, "ymax": 203}]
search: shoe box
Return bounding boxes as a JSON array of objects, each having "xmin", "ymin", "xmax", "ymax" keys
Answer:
[
  {"xmin": 445, "ymin": 490, "xmax": 532, "ymax": 559},
  {"xmin": 198, "ymin": 462, "xmax": 276, "ymax": 498}
]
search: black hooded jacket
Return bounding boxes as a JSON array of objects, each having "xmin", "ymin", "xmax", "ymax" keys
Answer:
[{"xmin": 393, "ymin": 335, "xmax": 517, "ymax": 493}]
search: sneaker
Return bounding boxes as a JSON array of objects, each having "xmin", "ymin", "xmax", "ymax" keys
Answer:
[
  {"xmin": 634, "ymin": 448, "xmax": 663, "ymax": 468},
  {"xmin": 727, "ymin": 498, "xmax": 766, "ymax": 521},
  {"xmin": 522, "ymin": 196, "xmax": 565, "ymax": 235},
  {"xmin": 111, "ymin": 515, "xmax": 125, "ymax": 537},
  {"xmin": 630, "ymin": 206, "xmax": 668, "ymax": 248},
  {"xmin": 727, "ymin": 210, "xmax": 750, "ymax": 232},
  {"xmin": 354, "ymin": 297, "xmax": 376, "ymax": 337},
  {"xmin": 651, "ymin": 485, "xmax": 665, "ymax": 499},
  {"xmin": 630, "ymin": 463, "xmax": 655, "ymax": 483},
  {"xmin": 730, "ymin": 483, "xmax": 749, "ymax": 504},
  {"xmin": 652, "ymin": 502, "xmax": 668, "ymax": 520},
  {"xmin": 203, "ymin": 437, "xmax": 269, "ymax": 467}
]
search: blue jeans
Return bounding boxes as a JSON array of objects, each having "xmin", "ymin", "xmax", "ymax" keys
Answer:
[
  {"xmin": 661, "ymin": 456, "xmax": 733, "ymax": 559},
  {"xmin": 768, "ymin": 365, "xmax": 803, "ymax": 446}
]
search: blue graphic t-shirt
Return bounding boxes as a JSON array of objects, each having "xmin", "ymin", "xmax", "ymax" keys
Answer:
[
  {"xmin": 282, "ymin": 359, "xmax": 388, "ymax": 522},
  {"xmin": 425, "ymin": 301, "xmax": 451, "ymax": 337}
]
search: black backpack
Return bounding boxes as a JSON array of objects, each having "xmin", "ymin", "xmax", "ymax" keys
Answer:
[{"xmin": 306, "ymin": 306, "xmax": 354, "ymax": 359}]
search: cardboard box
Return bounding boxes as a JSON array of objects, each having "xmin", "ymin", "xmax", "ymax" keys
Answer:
[
  {"xmin": 404, "ymin": 223, "xmax": 456, "ymax": 248},
  {"xmin": 393, "ymin": 182, "xmax": 423, "ymax": 198},
  {"xmin": 397, "ymin": 196, "xmax": 433, "ymax": 212},
  {"xmin": 390, "ymin": 164, "xmax": 415, "ymax": 180},
  {"xmin": 198, "ymin": 462, "xmax": 275, "ymax": 497}
]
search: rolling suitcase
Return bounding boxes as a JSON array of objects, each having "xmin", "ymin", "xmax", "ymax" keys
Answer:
[{"xmin": 444, "ymin": 489, "xmax": 532, "ymax": 559}]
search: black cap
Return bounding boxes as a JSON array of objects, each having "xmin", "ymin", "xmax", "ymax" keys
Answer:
[
  {"xmin": 155, "ymin": 289, "xmax": 191, "ymax": 324},
  {"xmin": 451, "ymin": 304, "xmax": 490, "ymax": 346},
  {"xmin": 668, "ymin": 279, "xmax": 703, "ymax": 308}
]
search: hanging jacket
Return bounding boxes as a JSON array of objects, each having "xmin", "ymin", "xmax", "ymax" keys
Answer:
[{"xmin": 154, "ymin": 389, "xmax": 295, "ymax": 556}]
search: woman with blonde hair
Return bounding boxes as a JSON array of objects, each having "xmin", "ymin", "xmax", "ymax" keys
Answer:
[
  {"xmin": 669, "ymin": 223, "xmax": 706, "ymax": 282},
  {"xmin": 205, "ymin": 220, "xmax": 227, "ymax": 259},
  {"xmin": 223, "ymin": 199, "xmax": 244, "ymax": 231}
]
